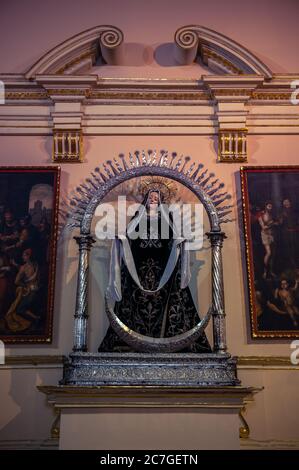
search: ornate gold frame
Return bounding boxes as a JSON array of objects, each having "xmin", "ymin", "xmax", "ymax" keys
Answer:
[
  {"xmin": 241, "ymin": 165, "xmax": 299, "ymax": 338},
  {"xmin": 0, "ymin": 166, "xmax": 60, "ymax": 343}
]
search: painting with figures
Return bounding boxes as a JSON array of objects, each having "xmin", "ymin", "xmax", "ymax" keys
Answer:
[
  {"xmin": 0, "ymin": 167, "xmax": 60, "ymax": 343},
  {"xmin": 241, "ymin": 166, "xmax": 299, "ymax": 338}
]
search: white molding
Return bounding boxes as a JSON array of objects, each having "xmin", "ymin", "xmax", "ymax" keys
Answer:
[
  {"xmin": 0, "ymin": 75, "xmax": 298, "ymax": 136},
  {"xmin": 25, "ymin": 26, "xmax": 124, "ymax": 78},
  {"xmin": 174, "ymin": 25, "xmax": 273, "ymax": 78}
]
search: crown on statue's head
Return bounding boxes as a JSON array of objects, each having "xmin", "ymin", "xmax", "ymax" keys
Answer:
[{"xmin": 138, "ymin": 176, "xmax": 177, "ymax": 203}]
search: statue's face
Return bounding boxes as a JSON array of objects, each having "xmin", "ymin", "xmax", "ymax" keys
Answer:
[{"xmin": 148, "ymin": 191, "xmax": 159, "ymax": 208}]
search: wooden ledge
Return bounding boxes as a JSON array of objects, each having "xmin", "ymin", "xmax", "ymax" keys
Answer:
[{"xmin": 38, "ymin": 385, "xmax": 261, "ymax": 410}]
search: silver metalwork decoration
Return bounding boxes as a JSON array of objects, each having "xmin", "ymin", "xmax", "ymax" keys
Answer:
[
  {"xmin": 96, "ymin": 167, "xmax": 108, "ymax": 182},
  {"xmin": 61, "ymin": 352, "xmax": 240, "ymax": 386},
  {"xmin": 66, "ymin": 152, "xmax": 233, "ymax": 234},
  {"xmin": 196, "ymin": 168, "xmax": 208, "ymax": 184},
  {"xmin": 147, "ymin": 149, "xmax": 153, "ymax": 165},
  {"xmin": 141, "ymin": 149, "xmax": 147, "ymax": 165},
  {"xmin": 129, "ymin": 152, "xmax": 135, "ymax": 167},
  {"xmin": 119, "ymin": 153, "xmax": 128, "ymax": 170},
  {"xmin": 103, "ymin": 163, "xmax": 113, "ymax": 178},
  {"xmin": 186, "ymin": 162, "xmax": 195, "ymax": 177},
  {"xmin": 105, "ymin": 298, "xmax": 213, "ymax": 353},
  {"xmin": 73, "ymin": 235, "xmax": 95, "ymax": 352},
  {"xmin": 113, "ymin": 157, "xmax": 123, "ymax": 172},
  {"xmin": 169, "ymin": 152, "xmax": 177, "ymax": 168},
  {"xmin": 191, "ymin": 163, "xmax": 203, "ymax": 180},
  {"xmin": 174, "ymin": 156, "xmax": 183, "ymax": 171},
  {"xmin": 201, "ymin": 172, "xmax": 215, "ymax": 188},
  {"xmin": 207, "ymin": 231, "xmax": 227, "ymax": 354},
  {"xmin": 181, "ymin": 155, "xmax": 191, "ymax": 173},
  {"xmin": 63, "ymin": 149, "xmax": 237, "ymax": 386},
  {"xmin": 151, "ymin": 149, "xmax": 157, "ymax": 166},
  {"xmin": 162, "ymin": 152, "xmax": 168, "ymax": 167},
  {"xmin": 107, "ymin": 160, "xmax": 118, "ymax": 175}
]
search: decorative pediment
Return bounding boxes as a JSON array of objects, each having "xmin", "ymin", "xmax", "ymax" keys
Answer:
[
  {"xmin": 174, "ymin": 25, "xmax": 272, "ymax": 78},
  {"xmin": 1, "ymin": 25, "xmax": 298, "ymax": 165},
  {"xmin": 25, "ymin": 25, "xmax": 124, "ymax": 78}
]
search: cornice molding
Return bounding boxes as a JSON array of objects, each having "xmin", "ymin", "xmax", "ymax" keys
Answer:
[
  {"xmin": 1, "ymin": 75, "xmax": 299, "ymax": 137},
  {"xmin": 39, "ymin": 384, "xmax": 260, "ymax": 410},
  {"xmin": 1, "ymin": 75, "xmax": 298, "ymax": 103}
]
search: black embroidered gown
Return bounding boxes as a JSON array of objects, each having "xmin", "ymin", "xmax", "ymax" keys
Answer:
[{"xmin": 99, "ymin": 212, "xmax": 211, "ymax": 353}]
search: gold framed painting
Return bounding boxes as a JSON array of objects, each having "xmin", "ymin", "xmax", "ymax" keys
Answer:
[
  {"xmin": 241, "ymin": 166, "xmax": 299, "ymax": 338},
  {"xmin": 0, "ymin": 166, "xmax": 60, "ymax": 343}
]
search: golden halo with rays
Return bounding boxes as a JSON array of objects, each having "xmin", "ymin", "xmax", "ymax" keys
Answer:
[{"xmin": 138, "ymin": 176, "xmax": 178, "ymax": 203}]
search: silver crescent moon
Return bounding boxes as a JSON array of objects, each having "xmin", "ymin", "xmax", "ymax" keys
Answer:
[{"xmin": 105, "ymin": 296, "xmax": 212, "ymax": 353}]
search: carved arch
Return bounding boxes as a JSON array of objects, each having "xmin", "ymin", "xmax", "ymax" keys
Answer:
[
  {"xmin": 174, "ymin": 25, "xmax": 272, "ymax": 78},
  {"xmin": 25, "ymin": 25, "xmax": 124, "ymax": 78}
]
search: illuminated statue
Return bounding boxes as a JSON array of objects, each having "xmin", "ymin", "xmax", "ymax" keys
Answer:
[{"xmin": 99, "ymin": 184, "xmax": 211, "ymax": 353}]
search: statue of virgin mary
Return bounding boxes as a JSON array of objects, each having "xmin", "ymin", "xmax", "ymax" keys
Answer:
[{"xmin": 99, "ymin": 181, "xmax": 211, "ymax": 353}]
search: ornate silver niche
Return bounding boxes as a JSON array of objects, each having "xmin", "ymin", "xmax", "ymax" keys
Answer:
[{"xmin": 61, "ymin": 150, "xmax": 239, "ymax": 386}]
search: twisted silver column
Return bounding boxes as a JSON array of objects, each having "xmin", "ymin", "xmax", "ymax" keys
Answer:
[
  {"xmin": 207, "ymin": 231, "xmax": 227, "ymax": 354},
  {"xmin": 73, "ymin": 235, "xmax": 95, "ymax": 352}
]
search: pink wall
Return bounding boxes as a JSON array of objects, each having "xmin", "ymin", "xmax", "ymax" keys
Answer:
[
  {"xmin": 1, "ymin": 133, "xmax": 299, "ymax": 357},
  {"xmin": 0, "ymin": 0, "xmax": 299, "ymax": 75},
  {"xmin": 1, "ymin": 1, "xmax": 299, "ymax": 447}
]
